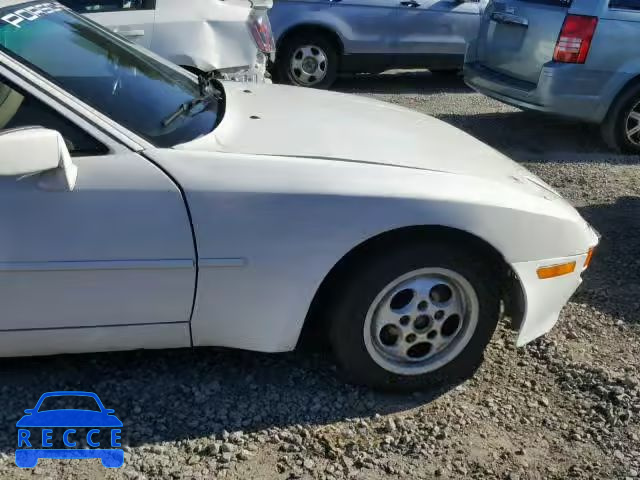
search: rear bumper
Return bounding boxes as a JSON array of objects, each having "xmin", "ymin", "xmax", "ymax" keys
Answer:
[
  {"xmin": 511, "ymin": 242, "xmax": 597, "ymax": 347},
  {"xmin": 216, "ymin": 52, "xmax": 271, "ymax": 83},
  {"xmin": 464, "ymin": 61, "xmax": 614, "ymax": 124}
]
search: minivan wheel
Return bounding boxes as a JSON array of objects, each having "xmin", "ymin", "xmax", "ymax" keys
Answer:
[
  {"xmin": 328, "ymin": 242, "xmax": 501, "ymax": 391},
  {"xmin": 602, "ymin": 83, "xmax": 640, "ymax": 154},
  {"xmin": 276, "ymin": 33, "xmax": 338, "ymax": 89}
]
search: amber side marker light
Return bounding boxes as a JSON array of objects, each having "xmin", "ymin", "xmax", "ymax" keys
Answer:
[
  {"xmin": 537, "ymin": 262, "xmax": 577, "ymax": 280},
  {"xmin": 584, "ymin": 247, "xmax": 596, "ymax": 270}
]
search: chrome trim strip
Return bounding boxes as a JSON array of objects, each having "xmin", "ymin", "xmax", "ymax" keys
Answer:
[
  {"xmin": 199, "ymin": 258, "xmax": 247, "ymax": 268},
  {"xmin": 0, "ymin": 321, "xmax": 189, "ymax": 333},
  {"xmin": 0, "ymin": 259, "xmax": 194, "ymax": 272}
]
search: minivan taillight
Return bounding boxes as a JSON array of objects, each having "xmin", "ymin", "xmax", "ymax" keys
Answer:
[
  {"xmin": 248, "ymin": 12, "xmax": 275, "ymax": 54},
  {"xmin": 553, "ymin": 15, "xmax": 598, "ymax": 64}
]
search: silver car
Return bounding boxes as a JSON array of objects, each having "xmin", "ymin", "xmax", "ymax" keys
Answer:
[
  {"xmin": 465, "ymin": 0, "xmax": 640, "ymax": 153},
  {"xmin": 269, "ymin": 0, "xmax": 485, "ymax": 88}
]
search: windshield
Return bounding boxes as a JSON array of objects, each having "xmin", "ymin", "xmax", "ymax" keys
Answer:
[
  {"xmin": 38, "ymin": 395, "xmax": 101, "ymax": 412},
  {"xmin": 0, "ymin": 2, "xmax": 221, "ymax": 147}
]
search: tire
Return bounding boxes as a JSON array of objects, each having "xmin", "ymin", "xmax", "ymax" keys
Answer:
[
  {"xmin": 276, "ymin": 32, "xmax": 339, "ymax": 89},
  {"xmin": 328, "ymin": 241, "xmax": 501, "ymax": 392},
  {"xmin": 601, "ymin": 82, "xmax": 640, "ymax": 154}
]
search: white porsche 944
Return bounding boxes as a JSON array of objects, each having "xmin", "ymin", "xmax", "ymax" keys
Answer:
[{"xmin": 0, "ymin": 1, "xmax": 598, "ymax": 390}]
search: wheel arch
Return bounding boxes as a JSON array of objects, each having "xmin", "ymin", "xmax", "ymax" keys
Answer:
[
  {"xmin": 604, "ymin": 73, "xmax": 640, "ymax": 123},
  {"xmin": 297, "ymin": 225, "xmax": 524, "ymax": 350},
  {"xmin": 601, "ymin": 73, "xmax": 640, "ymax": 150},
  {"xmin": 276, "ymin": 23, "xmax": 345, "ymax": 57}
]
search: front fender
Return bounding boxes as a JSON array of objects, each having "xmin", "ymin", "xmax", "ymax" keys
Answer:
[
  {"xmin": 148, "ymin": 149, "xmax": 595, "ymax": 353},
  {"xmin": 269, "ymin": 5, "xmax": 346, "ymax": 48}
]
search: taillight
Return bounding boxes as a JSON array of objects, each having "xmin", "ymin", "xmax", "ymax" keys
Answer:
[
  {"xmin": 248, "ymin": 12, "xmax": 275, "ymax": 54},
  {"xmin": 553, "ymin": 15, "xmax": 598, "ymax": 64}
]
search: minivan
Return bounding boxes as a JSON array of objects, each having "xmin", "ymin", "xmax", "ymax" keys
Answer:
[{"xmin": 465, "ymin": 0, "xmax": 640, "ymax": 153}]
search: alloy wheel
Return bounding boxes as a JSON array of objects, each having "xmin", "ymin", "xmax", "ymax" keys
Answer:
[
  {"xmin": 363, "ymin": 268, "xmax": 479, "ymax": 376},
  {"xmin": 625, "ymin": 101, "xmax": 640, "ymax": 146},
  {"xmin": 290, "ymin": 45, "xmax": 328, "ymax": 87}
]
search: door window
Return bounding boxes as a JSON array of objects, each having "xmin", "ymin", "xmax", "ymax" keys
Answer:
[
  {"xmin": 58, "ymin": 0, "xmax": 156, "ymax": 13},
  {"xmin": 0, "ymin": 77, "xmax": 108, "ymax": 156}
]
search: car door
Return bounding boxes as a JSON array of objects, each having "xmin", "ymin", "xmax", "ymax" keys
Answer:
[
  {"xmin": 60, "ymin": 0, "xmax": 157, "ymax": 48},
  {"xmin": 393, "ymin": 0, "xmax": 483, "ymax": 66},
  {"xmin": 0, "ymin": 70, "xmax": 196, "ymax": 333},
  {"xmin": 329, "ymin": 0, "xmax": 398, "ymax": 56}
]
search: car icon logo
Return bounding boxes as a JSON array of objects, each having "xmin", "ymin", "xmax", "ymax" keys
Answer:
[{"xmin": 16, "ymin": 391, "xmax": 123, "ymax": 468}]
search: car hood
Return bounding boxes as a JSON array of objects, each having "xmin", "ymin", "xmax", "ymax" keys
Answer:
[
  {"xmin": 178, "ymin": 83, "xmax": 552, "ymax": 190},
  {"xmin": 16, "ymin": 410, "xmax": 123, "ymax": 428}
]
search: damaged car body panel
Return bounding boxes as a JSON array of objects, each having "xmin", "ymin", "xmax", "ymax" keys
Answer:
[
  {"xmin": 149, "ymin": 0, "xmax": 274, "ymax": 79},
  {"xmin": 69, "ymin": 0, "xmax": 275, "ymax": 81}
]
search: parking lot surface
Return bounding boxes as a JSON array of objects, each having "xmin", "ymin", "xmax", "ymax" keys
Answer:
[{"xmin": 0, "ymin": 71, "xmax": 638, "ymax": 480}]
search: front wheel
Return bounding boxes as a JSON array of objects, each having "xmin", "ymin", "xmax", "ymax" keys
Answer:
[
  {"xmin": 329, "ymin": 242, "xmax": 501, "ymax": 391},
  {"xmin": 276, "ymin": 33, "xmax": 338, "ymax": 89}
]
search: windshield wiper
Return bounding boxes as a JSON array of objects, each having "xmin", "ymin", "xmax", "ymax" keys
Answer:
[
  {"xmin": 162, "ymin": 72, "xmax": 224, "ymax": 128},
  {"xmin": 162, "ymin": 97, "xmax": 209, "ymax": 127}
]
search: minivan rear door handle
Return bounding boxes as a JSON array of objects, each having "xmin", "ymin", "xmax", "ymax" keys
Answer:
[
  {"xmin": 400, "ymin": 0, "xmax": 421, "ymax": 7},
  {"xmin": 490, "ymin": 12, "xmax": 529, "ymax": 27}
]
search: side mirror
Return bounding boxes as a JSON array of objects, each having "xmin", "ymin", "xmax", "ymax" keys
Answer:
[
  {"xmin": 0, "ymin": 127, "xmax": 77, "ymax": 191},
  {"xmin": 23, "ymin": 409, "xmax": 35, "ymax": 415}
]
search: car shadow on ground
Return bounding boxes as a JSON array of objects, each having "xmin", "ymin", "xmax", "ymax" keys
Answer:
[
  {"xmin": 0, "ymin": 347, "xmax": 473, "ymax": 454},
  {"xmin": 575, "ymin": 196, "xmax": 640, "ymax": 324},
  {"xmin": 435, "ymin": 111, "xmax": 620, "ymax": 159},
  {"xmin": 334, "ymin": 70, "xmax": 470, "ymax": 96}
]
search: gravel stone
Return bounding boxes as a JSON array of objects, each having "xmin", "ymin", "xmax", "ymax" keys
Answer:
[
  {"xmin": 220, "ymin": 442, "xmax": 235, "ymax": 453},
  {"xmin": 237, "ymin": 449, "xmax": 251, "ymax": 461}
]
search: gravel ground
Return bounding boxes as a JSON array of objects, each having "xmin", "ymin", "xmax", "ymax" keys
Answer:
[{"xmin": 0, "ymin": 70, "xmax": 638, "ymax": 480}]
